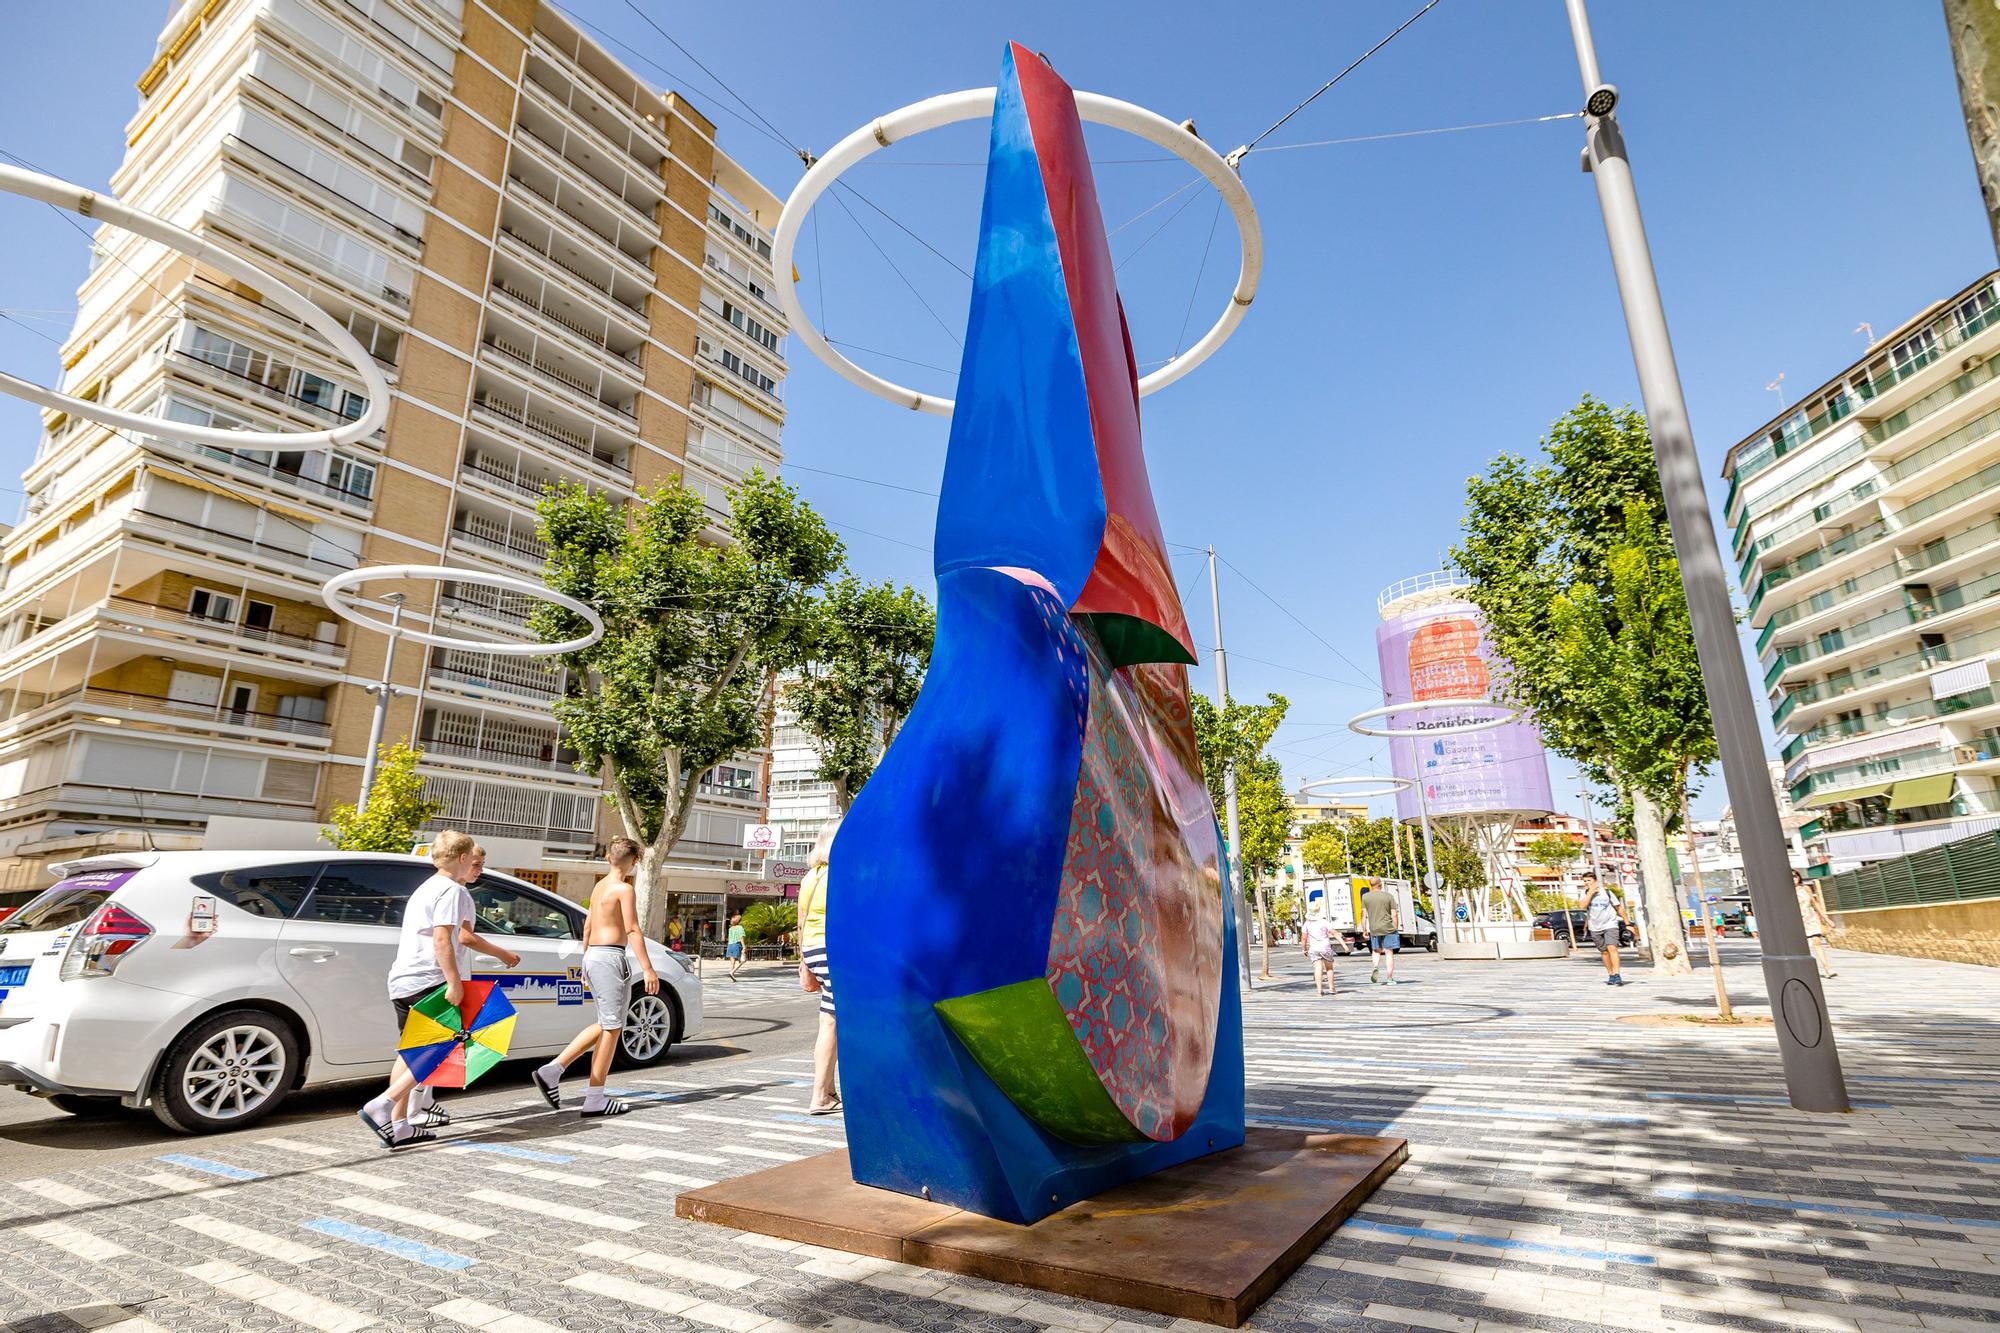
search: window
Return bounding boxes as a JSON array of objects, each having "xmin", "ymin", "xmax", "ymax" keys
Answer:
[
  {"xmin": 327, "ymin": 455, "xmax": 375, "ymax": 499},
  {"xmin": 340, "ymin": 391, "xmax": 370, "ymax": 422},
  {"xmin": 0, "ymin": 875, "xmax": 124, "ymax": 933},
  {"xmin": 700, "ymin": 764, "xmax": 758, "ymax": 799},
  {"xmin": 469, "ymin": 877, "xmax": 578, "ymax": 938},
  {"xmin": 294, "ymin": 370, "xmax": 340, "ymax": 410},
  {"xmin": 189, "ymin": 588, "xmax": 237, "ymax": 624},
  {"xmin": 302, "ymin": 861, "xmax": 435, "ymax": 927},
  {"xmin": 191, "ymin": 863, "xmax": 318, "ymax": 919},
  {"xmin": 245, "ymin": 601, "xmax": 276, "ymax": 634}
]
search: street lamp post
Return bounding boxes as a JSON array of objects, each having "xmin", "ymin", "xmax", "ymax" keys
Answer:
[
  {"xmin": 356, "ymin": 592, "xmax": 406, "ymax": 816},
  {"xmin": 1207, "ymin": 547, "xmax": 1254, "ymax": 984},
  {"xmin": 1565, "ymin": 0, "xmax": 1848, "ymax": 1110}
]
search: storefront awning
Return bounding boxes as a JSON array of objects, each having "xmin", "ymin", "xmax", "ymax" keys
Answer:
[
  {"xmin": 1799, "ymin": 781, "xmax": 1893, "ymax": 808},
  {"xmin": 1887, "ymin": 773, "xmax": 1956, "ymax": 811}
]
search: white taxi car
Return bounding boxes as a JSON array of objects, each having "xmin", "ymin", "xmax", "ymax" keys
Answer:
[{"xmin": 0, "ymin": 851, "xmax": 702, "ymax": 1133}]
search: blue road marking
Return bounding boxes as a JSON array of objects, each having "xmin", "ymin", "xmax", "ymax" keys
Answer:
[
  {"xmin": 303, "ymin": 1217, "xmax": 473, "ymax": 1270},
  {"xmin": 455, "ymin": 1142, "xmax": 573, "ymax": 1163},
  {"xmin": 1657, "ymin": 1186, "xmax": 2000, "ymax": 1230},
  {"xmin": 1968, "ymin": 1155, "xmax": 2000, "ymax": 1164},
  {"xmin": 1252, "ymin": 1113, "xmax": 1395, "ymax": 1133},
  {"xmin": 157, "ymin": 1154, "xmax": 261, "ymax": 1181},
  {"xmin": 1342, "ymin": 1217, "xmax": 1657, "ymax": 1266}
]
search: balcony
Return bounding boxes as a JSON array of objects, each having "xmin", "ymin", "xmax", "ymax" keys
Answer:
[
  {"xmin": 450, "ymin": 522, "xmax": 547, "ymax": 571},
  {"xmin": 470, "ymin": 391, "xmax": 632, "ymax": 477},
  {"xmin": 496, "ymin": 222, "xmax": 647, "ymax": 324},
  {"xmin": 417, "ymin": 735, "xmax": 579, "ymax": 774},
  {"xmin": 481, "ymin": 337, "xmax": 636, "ymax": 424},
  {"xmin": 428, "ymin": 663, "xmax": 560, "ymax": 705},
  {"xmin": 519, "ymin": 71, "xmax": 666, "ymax": 203},
  {"xmin": 1792, "ymin": 687, "xmax": 1996, "ymax": 751},
  {"xmin": 165, "ymin": 348, "xmax": 375, "ymax": 436},
  {"xmin": 1777, "ymin": 622, "xmax": 2000, "ymax": 726},
  {"xmin": 128, "ymin": 510, "xmax": 359, "ymax": 579},
  {"xmin": 463, "ymin": 450, "xmax": 560, "ymax": 505},
  {"xmin": 490, "ymin": 278, "xmax": 642, "ymax": 379},
  {"xmin": 101, "ymin": 595, "xmax": 343, "ymax": 662},
  {"xmin": 506, "ymin": 151, "xmax": 653, "ymax": 274},
  {"xmin": 3, "ymin": 686, "xmax": 332, "ymax": 744},
  {"xmin": 1767, "ymin": 565, "xmax": 2000, "ymax": 680}
]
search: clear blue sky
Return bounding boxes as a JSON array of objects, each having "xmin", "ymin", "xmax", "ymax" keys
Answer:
[{"xmin": 0, "ymin": 2, "xmax": 1991, "ymax": 823}]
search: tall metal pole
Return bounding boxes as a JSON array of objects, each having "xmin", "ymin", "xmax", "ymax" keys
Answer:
[
  {"xmin": 1411, "ymin": 736, "xmax": 1440, "ymax": 904},
  {"xmin": 1207, "ymin": 548, "xmax": 1254, "ymax": 983},
  {"xmin": 1576, "ymin": 782, "xmax": 1606, "ymax": 886},
  {"xmin": 1565, "ymin": 0, "xmax": 1847, "ymax": 1110},
  {"xmin": 356, "ymin": 593, "xmax": 405, "ymax": 815}
]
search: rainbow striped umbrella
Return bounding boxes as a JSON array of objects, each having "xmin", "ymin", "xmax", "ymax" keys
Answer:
[{"xmin": 397, "ymin": 980, "xmax": 517, "ymax": 1088}]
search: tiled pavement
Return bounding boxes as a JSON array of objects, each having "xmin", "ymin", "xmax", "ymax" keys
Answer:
[{"xmin": 0, "ymin": 940, "xmax": 1994, "ymax": 1332}]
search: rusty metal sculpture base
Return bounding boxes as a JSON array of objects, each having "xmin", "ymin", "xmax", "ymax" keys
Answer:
[{"xmin": 675, "ymin": 1127, "xmax": 1406, "ymax": 1328}]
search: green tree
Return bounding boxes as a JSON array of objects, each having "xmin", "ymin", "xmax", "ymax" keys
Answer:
[
  {"xmin": 741, "ymin": 901, "xmax": 797, "ymax": 947},
  {"xmin": 1522, "ymin": 833, "xmax": 1583, "ymax": 875},
  {"xmin": 1453, "ymin": 397, "xmax": 1714, "ymax": 974},
  {"xmin": 1189, "ymin": 690, "xmax": 1289, "ymax": 976},
  {"xmin": 785, "ymin": 577, "xmax": 935, "ymax": 810},
  {"xmin": 533, "ymin": 472, "xmax": 844, "ymax": 938},
  {"xmin": 323, "ymin": 742, "xmax": 442, "ymax": 851}
]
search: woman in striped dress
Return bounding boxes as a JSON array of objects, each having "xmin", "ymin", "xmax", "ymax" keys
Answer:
[{"xmin": 798, "ymin": 822, "xmax": 839, "ymax": 1115}]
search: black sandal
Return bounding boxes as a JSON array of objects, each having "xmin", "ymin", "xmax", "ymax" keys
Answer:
[
  {"xmin": 417, "ymin": 1103, "xmax": 452, "ymax": 1128},
  {"xmin": 390, "ymin": 1126, "xmax": 437, "ymax": 1150},
  {"xmin": 532, "ymin": 1068, "xmax": 562, "ymax": 1111},
  {"xmin": 580, "ymin": 1098, "xmax": 631, "ymax": 1118},
  {"xmin": 357, "ymin": 1107, "xmax": 394, "ymax": 1148}
]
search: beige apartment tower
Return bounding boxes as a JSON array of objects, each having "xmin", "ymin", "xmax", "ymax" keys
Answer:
[{"xmin": 0, "ymin": 0, "xmax": 788, "ymax": 900}]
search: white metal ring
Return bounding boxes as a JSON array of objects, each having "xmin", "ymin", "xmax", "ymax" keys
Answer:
[
  {"xmin": 321, "ymin": 565, "xmax": 604, "ymax": 655},
  {"xmin": 1299, "ymin": 775, "xmax": 1413, "ymax": 802},
  {"xmin": 0, "ymin": 163, "xmax": 390, "ymax": 453},
  {"xmin": 773, "ymin": 88, "xmax": 1263, "ymax": 416},
  {"xmin": 1348, "ymin": 698, "xmax": 1522, "ymax": 739}
]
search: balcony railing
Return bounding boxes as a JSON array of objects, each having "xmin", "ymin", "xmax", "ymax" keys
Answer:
[
  {"xmin": 102, "ymin": 595, "xmax": 341, "ymax": 655},
  {"xmin": 491, "ymin": 279, "xmax": 641, "ymax": 369},
  {"xmin": 463, "ymin": 453, "xmax": 559, "ymax": 503},
  {"xmin": 496, "ymin": 223, "xmax": 647, "ymax": 321},
  {"xmin": 1792, "ymin": 687, "xmax": 1997, "ymax": 752},
  {"xmin": 514, "ymin": 118, "xmax": 658, "ymax": 230},
  {"xmin": 8, "ymin": 686, "xmax": 332, "ymax": 739},
  {"xmin": 452, "ymin": 524, "xmax": 548, "ymax": 566},
  {"xmin": 428, "ymin": 665, "xmax": 560, "ymax": 700},
  {"xmin": 470, "ymin": 393, "xmax": 632, "ymax": 478},
  {"xmin": 1780, "ymin": 622, "xmax": 2000, "ymax": 719},
  {"xmin": 418, "ymin": 735, "xmax": 576, "ymax": 771},
  {"xmin": 521, "ymin": 71, "xmax": 666, "ymax": 202},
  {"xmin": 506, "ymin": 164, "xmax": 651, "ymax": 274},
  {"xmin": 167, "ymin": 348, "xmax": 368, "ymax": 433},
  {"xmin": 131, "ymin": 510, "xmax": 359, "ymax": 576},
  {"xmin": 155, "ymin": 431, "xmax": 373, "ymax": 510},
  {"xmin": 482, "ymin": 339, "xmax": 636, "ymax": 421}
]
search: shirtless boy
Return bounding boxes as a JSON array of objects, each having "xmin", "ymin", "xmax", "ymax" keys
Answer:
[{"xmin": 529, "ymin": 837, "xmax": 660, "ymax": 1117}]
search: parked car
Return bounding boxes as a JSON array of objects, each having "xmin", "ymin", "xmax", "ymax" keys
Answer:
[
  {"xmin": 0, "ymin": 851, "xmax": 702, "ymax": 1134},
  {"xmin": 1534, "ymin": 909, "xmax": 1635, "ymax": 949}
]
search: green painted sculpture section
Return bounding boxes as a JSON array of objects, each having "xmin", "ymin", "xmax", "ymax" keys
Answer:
[
  {"xmin": 934, "ymin": 979, "xmax": 1148, "ymax": 1146},
  {"xmin": 1083, "ymin": 613, "xmax": 1197, "ymax": 670}
]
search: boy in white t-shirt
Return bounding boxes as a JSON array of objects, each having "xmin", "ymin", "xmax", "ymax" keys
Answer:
[{"xmin": 357, "ymin": 831, "xmax": 519, "ymax": 1149}]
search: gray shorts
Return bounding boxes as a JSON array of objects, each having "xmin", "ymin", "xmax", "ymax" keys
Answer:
[
  {"xmin": 583, "ymin": 946, "xmax": 630, "ymax": 1030},
  {"xmin": 1590, "ymin": 927, "xmax": 1621, "ymax": 952}
]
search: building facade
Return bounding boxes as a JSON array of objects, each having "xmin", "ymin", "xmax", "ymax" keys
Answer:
[
  {"xmin": 0, "ymin": 0, "xmax": 786, "ymax": 901},
  {"xmin": 1725, "ymin": 272, "xmax": 2000, "ymax": 873}
]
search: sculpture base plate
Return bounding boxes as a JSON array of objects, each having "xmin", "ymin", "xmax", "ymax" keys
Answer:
[{"xmin": 674, "ymin": 1126, "xmax": 1406, "ymax": 1327}]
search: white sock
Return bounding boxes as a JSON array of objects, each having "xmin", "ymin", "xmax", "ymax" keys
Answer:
[
  {"xmin": 537, "ymin": 1060, "xmax": 565, "ymax": 1086},
  {"xmin": 363, "ymin": 1095, "xmax": 394, "ymax": 1124},
  {"xmin": 391, "ymin": 1118, "xmax": 414, "ymax": 1141},
  {"xmin": 582, "ymin": 1086, "xmax": 608, "ymax": 1112}
]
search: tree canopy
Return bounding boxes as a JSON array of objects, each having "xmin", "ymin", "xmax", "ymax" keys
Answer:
[
  {"xmin": 1189, "ymin": 690, "xmax": 1291, "ymax": 889},
  {"xmin": 324, "ymin": 742, "xmax": 442, "ymax": 851},
  {"xmin": 533, "ymin": 472, "xmax": 844, "ymax": 936},
  {"xmin": 785, "ymin": 577, "xmax": 935, "ymax": 810}
]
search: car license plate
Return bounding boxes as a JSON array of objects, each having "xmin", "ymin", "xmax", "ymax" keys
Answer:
[{"xmin": 0, "ymin": 966, "xmax": 30, "ymax": 988}]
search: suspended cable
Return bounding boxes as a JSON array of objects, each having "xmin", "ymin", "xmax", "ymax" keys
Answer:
[
  {"xmin": 1173, "ymin": 198, "xmax": 1224, "ymax": 359},
  {"xmin": 825, "ymin": 338, "xmax": 958, "ymax": 378},
  {"xmin": 1219, "ymin": 554, "xmax": 1382, "ymax": 688},
  {"xmin": 618, "ymin": 0, "xmax": 805, "ymax": 158},
  {"xmin": 1110, "ymin": 176, "xmax": 1202, "ymax": 237},
  {"xmin": 810, "ymin": 205, "xmax": 828, "ymax": 334},
  {"xmin": 834, "ymin": 184, "xmax": 972, "ymax": 280},
  {"xmin": 1114, "ymin": 184, "xmax": 1203, "ymax": 273},
  {"xmin": 826, "ymin": 189, "xmax": 962, "ymax": 350},
  {"xmin": 1234, "ymin": 0, "xmax": 1445, "ymax": 160},
  {"xmin": 1254, "ymin": 111, "xmax": 1583, "ymax": 154}
]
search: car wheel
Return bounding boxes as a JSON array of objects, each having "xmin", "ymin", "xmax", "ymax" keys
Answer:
[
  {"xmin": 151, "ymin": 1009, "xmax": 298, "ymax": 1134},
  {"xmin": 45, "ymin": 1094, "xmax": 123, "ymax": 1117},
  {"xmin": 1425, "ymin": 934, "xmax": 1439, "ymax": 953},
  {"xmin": 614, "ymin": 990, "xmax": 680, "ymax": 1069}
]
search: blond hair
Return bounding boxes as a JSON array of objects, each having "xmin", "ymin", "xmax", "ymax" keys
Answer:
[
  {"xmin": 607, "ymin": 836, "xmax": 639, "ymax": 867},
  {"xmin": 808, "ymin": 819, "xmax": 840, "ymax": 869},
  {"xmin": 430, "ymin": 829, "xmax": 476, "ymax": 865}
]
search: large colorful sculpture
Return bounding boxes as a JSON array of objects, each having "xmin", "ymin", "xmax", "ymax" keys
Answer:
[{"xmin": 828, "ymin": 43, "xmax": 1245, "ymax": 1225}]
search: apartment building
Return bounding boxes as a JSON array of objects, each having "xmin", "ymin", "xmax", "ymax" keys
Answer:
[
  {"xmin": 1726, "ymin": 271, "xmax": 2000, "ymax": 873},
  {"xmin": 767, "ymin": 701, "xmax": 838, "ymax": 867},
  {"xmin": 0, "ymin": 0, "xmax": 787, "ymax": 900}
]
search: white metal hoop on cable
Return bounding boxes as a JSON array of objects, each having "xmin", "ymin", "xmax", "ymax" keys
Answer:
[
  {"xmin": 321, "ymin": 565, "xmax": 604, "ymax": 655},
  {"xmin": 772, "ymin": 88, "xmax": 1263, "ymax": 416},
  {"xmin": 1347, "ymin": 698, "xmax": 1521, "ymax": 739},
  {"xmin": 0, "ymin": 163, "xmax": 390, "ymax": 453},
  {"xmin": 1299, "ymin": 774, "xmax": 1413, "ymax": 802}
]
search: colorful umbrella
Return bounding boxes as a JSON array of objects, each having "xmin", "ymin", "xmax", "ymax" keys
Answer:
[{"xmin": 397, "ymin": 980, "xmax": 517, "ymax": 1088}]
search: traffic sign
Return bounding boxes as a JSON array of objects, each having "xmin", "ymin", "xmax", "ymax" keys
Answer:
[{"xmin": 1423, "ymin": 870, "xmax": 1443, "ymax": 891}]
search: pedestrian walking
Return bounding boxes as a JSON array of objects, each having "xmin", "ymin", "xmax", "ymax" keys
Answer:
[
  {"xmin": 1794, "ymin": 869, "xmax": 1838, "ymax": 978},
  {"xmin": 797, "ymin": 822, "xmax": 839, "ymax": 1114},
  {"xmin": 357, "ymin": 831, "xmax": 519, "ymax": 1150},
  {"xmin": 529, "ymin": 837, "xmax": 659, "ymax": 1117},
  {"xmin": 1581, "ymin": 879, "xmax": 1629, "ymax": 987},
  {"xmin": 1300, "ymin": 914, "xmax": 1337, "ymax": 997},
  {"xmin": 1361, "ymin": 880, "xmax": 1401, "ymax": 986},
  {"xmin": 725, "ymin": 912, "xmax": 747, "ymax": 980}
]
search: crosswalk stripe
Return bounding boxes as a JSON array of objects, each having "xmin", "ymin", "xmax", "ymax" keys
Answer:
[
  {"xmin": 22, "ymin": 1220, "xmax": 128, "ymax": 1261},
  {"xmin": 257, "ymin": 1137, "xmax": 341, "ymax": 1158},
  {"xmin": 441, "ymin": 1149, "xmax": 606, "ymax": 1189},
  {"xmin": 561, "ymin": 1271, "xmax": 700, "ymax": 1315},
  {"xmin": 332, "ymin": 1196, "xmax": 496, "ymax": 1241},
  {"xmin": 467, "ymin": 1188, "xmax": 643, "ymax": 1232},
  {"xmin": 16, "ymin": 1177, "xmax": 97, "ymax": 1208},
  {"xmin": 640, "ymin": 1169, "xmax": 715, "ymax": 1190},
  {"xmin": 718, "ymin": 1144, "xmax": 802, "ymax": 1162},
  {"xmin": 136, "ymin": 1172, "xmax": 222, "ymax": 1197},
  {"xmin": 578, "ymin": 1238, "xmax": 761, "ymax": 1290},
  {"xmin": 318, "ymin": 1167, "xmax": 399, "ymax": 1191},
  {"xmin": 303, "ymin": 1217, "xmax": 474, "ymax": 1271},
  {"xmin": 183, "ymin": 1258, "xmax": 377, "ymax": 1332},
  {"xmin": 174, "ymin": 1213, "xmax": 328, "ymax": 1265},
  {"xmin": 430, "ymin": 1297, "xmax": 565, "ymax": 1333}
]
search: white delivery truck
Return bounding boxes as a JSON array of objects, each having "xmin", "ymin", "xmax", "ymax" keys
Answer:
[{"xmin": 1300, "ymin": 874, "xmax": 1437, "ymax": 953}]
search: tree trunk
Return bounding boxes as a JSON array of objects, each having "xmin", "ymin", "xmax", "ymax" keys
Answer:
[
  {"xmin": 1630, "ymin": 790, "xmax": 1691, "ymax": 975},
  {"xmin": 1255, "ymin": 881, "xmax": 1272, "ymax": 979},
  {"xmin": 1945, "ymin": 0, "xmax": 2000, "ymax": 260},
  {"xmin": 1680, "ymin": 790, "xmax": 1732, "ymax": 1019},
  {"xmin": 637, "ymin": 842, "xmax": 668, "ymax": 943}
]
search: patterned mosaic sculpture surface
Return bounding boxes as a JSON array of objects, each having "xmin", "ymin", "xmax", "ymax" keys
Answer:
[{"xmin": 829, "ymin": 42, "xmax": 1245, "ymax": 1225}]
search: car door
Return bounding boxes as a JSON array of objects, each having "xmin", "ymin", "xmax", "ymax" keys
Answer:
[
  {"xmin": 465, "ymin": 874, "xmax": 587, "ymax": 1055},
  {"xmin": 277, "ymin": 859, "xmax": 435, "ymax": 1067}
]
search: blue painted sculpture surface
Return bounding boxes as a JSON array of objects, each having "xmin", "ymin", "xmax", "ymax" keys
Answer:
[{"xmin": 828, "ymin": 42, "xmax": 1246, "ymax": 1225}]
